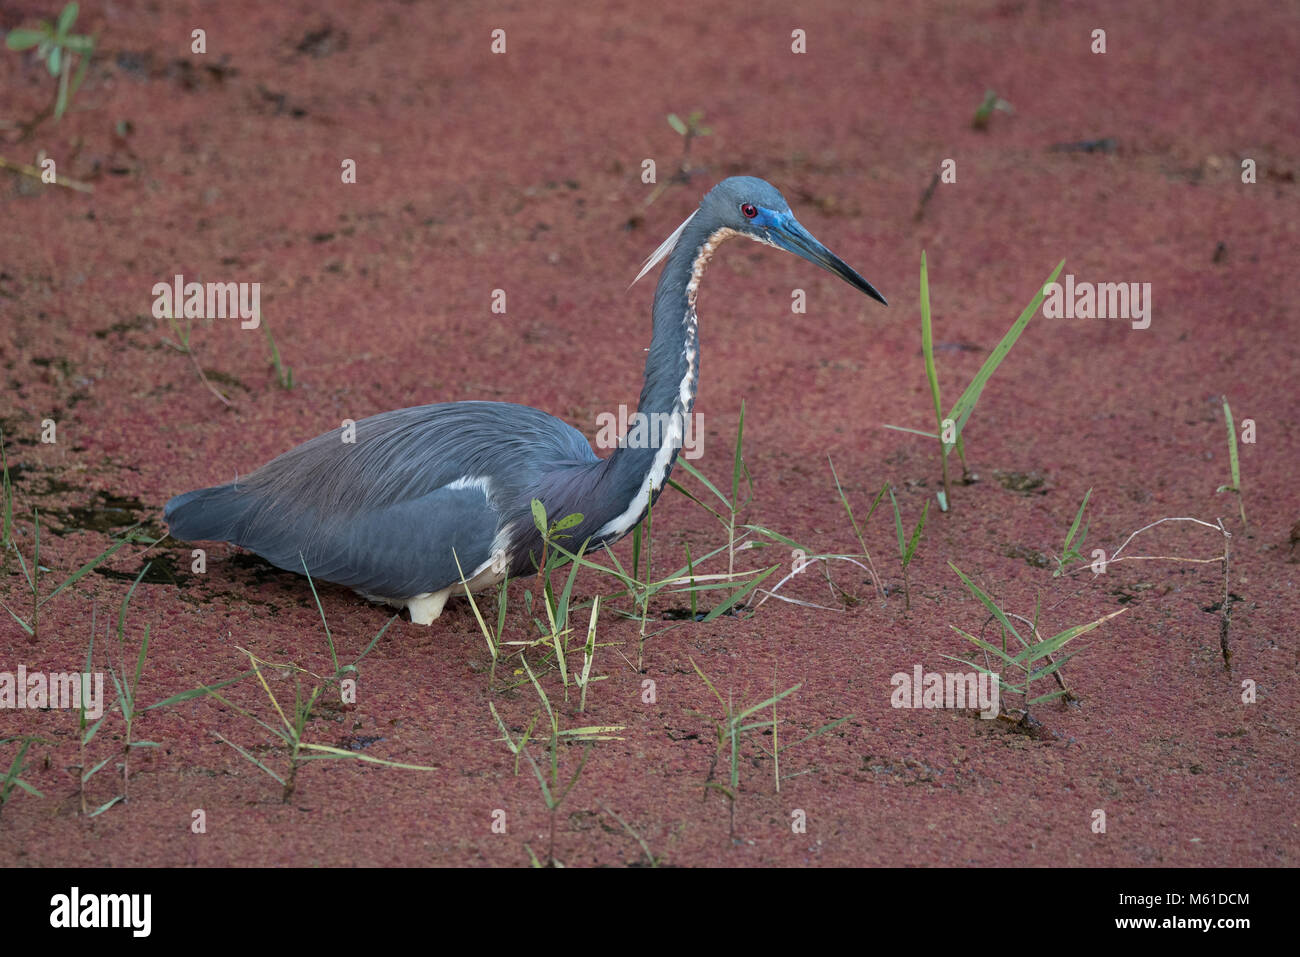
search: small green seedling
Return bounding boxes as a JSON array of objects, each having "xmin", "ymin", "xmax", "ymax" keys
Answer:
[
  {"xmin": 198, "ymin": 557, "xmax": 420, "ymax": 803},
  {"xmin": 972, "ymin": 90, "xmax": 1013, "ymax": 131},
  {"xmin": 667, "ymin": 110, "xmax": 712, "ymax": 154},
  {"xmin": 550, "ymin": 522, "xmax": 779, "ymax": 669},
  {"xmin": 598, "ymin": 800, "xmax": 661, "ymax": 867},
  {"xmin": 945, "ymin": 562, "xmax": 1126, "ymax": 718},
  {"xmin": 263, "ymin": 314, "xmax": 293, "ymax": 389},
  {"xmin": 454, "ymin": 549, "xmax": 509, "ymax": 688},
  {"xmin": 644, "ymin": 111, "xmax": 713, "ymax": 207},
  {"xmin": 1052, "ymin": 488, "xmax": 1092, "ymax": 577},
  {"xmin": 672, "ymin": 399, "xmax": 751, "ymax": 577},
  {"xmin": 691, "ymin": 657, "xmax": 801, "ymax": 840},
  {"xmin": 528, "ymin": 498, "xmax": 586, "ymax": 634},
  {"xmin": 751, "ymin": 665, "xmax": 853, "ymax": 794},
  {"xmin": 299, "ymin": 553, "xmax": 398, "ymax": 683},
  {"xmin": 0, "ymin": 509, "xmax": 150, "ymax": 641},
  {"xmin": 690, "ymin": 659, "xmax": 850, "ymax": 840},
  {"xmin": 885, "ymin": 253, "xmax": 1064, "ymax": 510},
  {"xmin": 1, "ymin": 737, "xmax": 44, "ymax": 817},
  {"xmin": 5, "ymin": 3, "xmax": 95, "ymax": 121},
  {"xmin": 209, "ymin": 645, "xmax": 436, "ymax": 804},
  {"xmin": 489, "ymin": 652, "xmax": 622, "ymax": 866},
  {"xmin": 77, "ymin": 564, "xmax": 159, "ymax": 816},
  {"xmin": 159, "ymin": 307, "xmax": 232, "ymax": 406},
  {"xmin": 1215, "ymin": 396, "xmax": 1246, "ymax": 528},
  {"xmin": 105, "ymin": 564, "xmax": 161, "ymax": 805},
  {"xmin": 889, "ymin": 487, "xmax": 929, "ymax": 610},
  {"xmin": 828, "ymin": 458, "xmax": 888, "ymax": 601}
]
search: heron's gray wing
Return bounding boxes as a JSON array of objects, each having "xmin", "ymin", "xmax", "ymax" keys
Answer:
[
  {"xmin": 165, "ymin": 400, "xmax": 599, "ymax": 596},
  {"xmin": 260, "ymin": 482, "xmax": 501, "ymax": 597}
]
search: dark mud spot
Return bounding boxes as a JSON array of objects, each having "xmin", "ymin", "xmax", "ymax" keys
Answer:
[
  {"xmin": 95, "ymin": 552, "xmax": 188, "ymax": 586},
  {"xmin": 662, "ymin": 605, "xmax": 743, "ymax": 621},
  {"xmin": 1049, "ymin": 137, "xmax": 1118, "ymax": 153},
  {"xmin": 54, "ymin": 492, "xmax": 145, "ymax": 534},
  {"xmin": 254, "ymin": 85, "xmax": 308, "ymax": 118},
  {"xmin": 296, "ymin": 25, "xmax": 348, "ymax": 58},
  {"xmin": 1111, "ymin": 581, "xmax": 1161, "ymax": 604},
  {"xmin": 226, "ymin": 552, "xmax": 313, "ymax": 592},
  {"xmin": 1201, "ymin": 593, "xmax": 1244, "ymax": 614},
  {"xmin": 1001, "ymin": 712, "xmax": 1060, "ymax": 740},
  {"xmin": 94, "ymin": 314, "xmax": 152, "ymax": 340},
  {"xmin": 114, "ymin": 51, "xmax": 238, "ymax": 88},
  {"xmin": 1004, "ymin": 544, "xmax": 1050, "ymax": 568},
  {"xmin": 199, "ymin": 368, "xmax": 250, "ymax": 393},
  {"xmin": 993, "ymin": 470, "xmax": 1051, "ymax": 495}
]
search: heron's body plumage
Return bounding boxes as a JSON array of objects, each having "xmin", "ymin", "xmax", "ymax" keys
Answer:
[{"xmin": 164, "ymin": 177, "xmax": 885, "ymax": 622}]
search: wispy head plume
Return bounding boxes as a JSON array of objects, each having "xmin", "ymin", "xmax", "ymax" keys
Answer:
[{"xmin": 630, "ymin": 210, "xmax": 696, "ymax": 288}]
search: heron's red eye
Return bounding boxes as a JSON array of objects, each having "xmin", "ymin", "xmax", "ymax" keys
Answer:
[{"xmin": 741, "ymin": 203, "xmax": 758, "ymax": 219}]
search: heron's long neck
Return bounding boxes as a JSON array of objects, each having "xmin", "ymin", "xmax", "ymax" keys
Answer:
[{"xmin": 593, "ymin": 218, "xmax": 735, "ymax": 539}]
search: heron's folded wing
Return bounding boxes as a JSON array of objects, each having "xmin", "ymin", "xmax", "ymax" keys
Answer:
[{"xmin": 258, "ymin": 483, "xmax": 503, "ymax": 597}]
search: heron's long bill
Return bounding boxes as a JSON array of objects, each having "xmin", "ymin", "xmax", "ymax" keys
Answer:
[{"xmin": 773, "ymin": 217, "xmax": 888, "ymax": 305}]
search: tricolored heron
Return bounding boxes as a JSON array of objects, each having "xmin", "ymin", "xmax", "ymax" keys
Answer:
[{"xmin": 164, "ymin": 177, "xmax": 887, "ymax": 623}]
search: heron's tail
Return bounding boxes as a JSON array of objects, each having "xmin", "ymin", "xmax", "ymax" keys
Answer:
[{"xmin": 164, "ymin": 484, "xmax": 257, "ymax": 543}]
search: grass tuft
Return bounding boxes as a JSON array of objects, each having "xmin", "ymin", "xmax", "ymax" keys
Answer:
[
  {"xmin": 885, "ymin": 254, "xmax": 1065, "ymax": 510},
  {"xmin": 1215, "ymin": 395, "xmax": 1246, "ymax": 528}
]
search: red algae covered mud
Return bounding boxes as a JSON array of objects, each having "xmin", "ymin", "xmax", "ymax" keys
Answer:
[{"xmin": 0, "ymin": 0, "xmax": 1296, "ymax": 868}]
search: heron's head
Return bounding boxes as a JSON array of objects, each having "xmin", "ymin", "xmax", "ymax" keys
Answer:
[{"xmin": 702, "ymin": 176, "xmax": 887, "ymax": 305}]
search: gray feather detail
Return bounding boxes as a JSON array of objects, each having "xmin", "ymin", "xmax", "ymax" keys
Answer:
[{"xmin": 164, "ymin": 401, "xmax": 598, "ymax": 597}]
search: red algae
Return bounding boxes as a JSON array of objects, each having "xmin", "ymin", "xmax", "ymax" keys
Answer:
[{"xmin": 0, "ymin": 0, "xmax": 1295, "ymax": 866}]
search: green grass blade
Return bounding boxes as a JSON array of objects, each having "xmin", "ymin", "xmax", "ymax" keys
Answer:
[
  {"xmin": 555, "ymin": 539, "xmax": 588, "ymax": 634},
  {"xmin": 1223, "ymin": 396, "xmax": 1240, "ymax": 489},
  {"xmin": 889, "ymin": 488, "xmax": 906, "ymax": 557},
  {"xmin": 81, "ymin": 714, "xmax": 106, "ymax": 746},
  {"xmin": 297, "ymin": 743, "xmax": 438, "ymax": 771},
  {"xmin": 351, "ymin": 613, "xmax": 399, "ymax": 670},
  {"xmin": 299, "ymin": 554, "xmax": 339, "ymax": 674},
  {"xmin": 945, "ymin": 259, "xmax": 1064, "ymax": 447},
  {"xmin": 741, "ymin": 524, "xmax": 810, "ymax": 552},
  {"xmin": 948, "ymin": 562, "xmax": 1024, "ymax": 647},
  {"xmin": 949, "ymin": 625, "xmax": 1020, "ymax": 666},
  {"xmin": 731, "ymin": 399, "xmax": 747, "ymax": 508},
  {"xmin": 0, "ymin": 599, "xmax": 34, "ymax": 635},
  {"xmin": 903, "ymin": 501, "xmax": 929, "ymax": 567},
  {"xmin": 1026, "ymin": 688, "xmax": 1071, "ymax": 706},
  {"xmin": 5, "ymin": 29, "xmax": 48, "ymax": 50},
  {"xmin": 143, "ymin": 669, "xmax": 255, "ymax": 710},
  {"xmin": 666, "ymin": 476, "xmax": 728, "ymax": 527},
  {"xmin": 701, "ymin": 564, "xmax": 779, "ymax": 622},
  {"xmin": 1026, "ymin": 650, "xmax": 1077, "ymax": 684},
  {"xmin": 688, "ymin": 657, "xmax": 727, "ymax": 711},
  {"xmin": 779, "ymin": 714, "xmax": 854, "ymax": 752},
  {"xmin": 81, "ymin": 754, "xmax": 113, "ymax": 784},
  {"xmin": 1011, "ymin": 608, "xmax": 1126, "ymax": 666},
  {"xmin": 1062, "ymin": 488, "xmax": 1092, "ymax": 554},
  {"xmin": 213, "ymin": 733, "xmax": 285, "ymax": 785},
  {"xmin": 882, "ymin": 424, "xmax": 941, "ymax": 439},
  {"xmin": 919, "ymin": 250, "xmax": 943, "ymax": 430},
  {"xmin": 675, "ymin": 459, "xmax": 731, "ymax": 511},
  {"xmin": 733, "ymin": 683, "xmax": 802, "ymax": 724},
  {"xmin": 88, "ymin": 795, "xmax": 123, "ymax": 818},
  {"xmin": 39, "ymin": 529, "xmax": 146, "ymax": 608}
]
